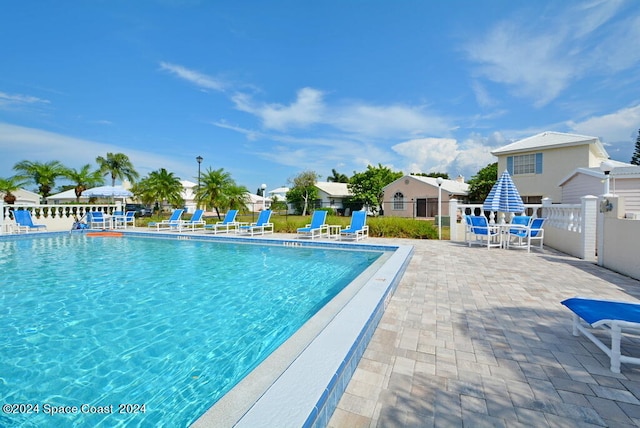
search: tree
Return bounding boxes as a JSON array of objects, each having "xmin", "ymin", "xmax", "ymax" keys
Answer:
[
  {"xmin": 133, "ymin": 168, "xmax": 184, "ymax": 212},
  {"xmin": 0, "ymin": 176, "xmax": 27, "ymax": 204},
  {"xmin": 348, "ymin": 164, "xmax": 403, "ymax": 214},
  {"xmin": 466, "ymin": 162, "xmax": 498, "ymax": 202},
  {"xmin": 632, "ymin": 129, "xmax": 640, "ymax": 166},
  {"xmin": 411, "ymin": 172, "xmax": 450, "ymax": 179},
  {"xmin": 327, "ymin": 168, "xmax": 349, "ymax": 183},
  {"xmin": 195, "ymin": 167, "xmax": 248, "ymax": 219},
  {"xmin": 287, "ymin": 170, "xmax": 320, "ymax": 215},
  {"xmin": 96, "ymin": 152, "xmax": 139, "ymax": 186},
  {"xmin": 13, "ymin": 160, "xmax": 69, "ymax": 200},
  {"xmin": 64, "ymin": 164, "xmax": 105, "ymax": 202}
]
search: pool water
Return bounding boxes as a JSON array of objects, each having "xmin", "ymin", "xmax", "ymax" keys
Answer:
[{"xmin": 0, "ymin": 235, "xmax": 382, "ymax": 427}]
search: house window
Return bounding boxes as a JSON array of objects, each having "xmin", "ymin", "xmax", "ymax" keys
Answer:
[
  {"xmin": 393, "ymin": 192, "xmax": 404, "ymax": 210},
  {"xmin": 507, "ymin": 153, "xmax": 543, "ymax": 175}
]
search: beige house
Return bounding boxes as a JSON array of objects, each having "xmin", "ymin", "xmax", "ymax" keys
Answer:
[
  {"xmin": 492, "ymin": 132, "xmax": 609, "ymax": 203},
  {"xmin": 559, "ymin": 164, "xmax": 640, "ymax": 214},
  {"xmin": 382, "ymin": 175, "xmax": 468, "ymax": 218}
]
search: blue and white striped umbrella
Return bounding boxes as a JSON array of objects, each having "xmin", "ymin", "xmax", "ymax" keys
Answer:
[{"xmin": 482, "ymin": 170, "xmax": 525, "ymax": 213}]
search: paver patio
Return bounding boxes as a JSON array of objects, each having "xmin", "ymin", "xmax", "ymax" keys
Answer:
[{"xmin": 328, "ymin": 238, "xmax": 640, "ymax": 427}]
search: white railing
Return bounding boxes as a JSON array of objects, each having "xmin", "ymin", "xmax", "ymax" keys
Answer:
[
  {"xmin": 1, "ymin": 202, "xmax": 119, "ymax": 233},
  {"xmin": 449, "ymin": 196, "xmax": 597, "ymax": 261}
]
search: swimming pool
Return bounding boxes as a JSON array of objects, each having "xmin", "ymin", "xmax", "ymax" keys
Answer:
[{"xmin": 0, "ymin": 233, "xmax": 409, "ymax": 427}]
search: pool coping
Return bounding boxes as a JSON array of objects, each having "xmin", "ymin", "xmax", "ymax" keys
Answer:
[{"xmin": 2, "ymin": 231, "xmax": 413, "ymax": 427}]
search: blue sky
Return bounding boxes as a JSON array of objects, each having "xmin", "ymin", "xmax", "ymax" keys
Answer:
[{"xmin": 1, "ymin": 0, "xmax": 639, "ymax": 194}]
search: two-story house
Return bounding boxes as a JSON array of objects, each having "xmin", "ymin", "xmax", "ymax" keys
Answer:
[{"xmin": 492, "ymin": 131, "xmax": 609, "ymax": 203}]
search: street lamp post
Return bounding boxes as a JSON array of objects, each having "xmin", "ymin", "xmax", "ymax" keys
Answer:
[
  {"xmin": 261, "ymin": 183, "xmax": 267, "ymax": 211},
  {"xmin": 196, "ymin": 156, "xmax": 203, "ymax": 209},
  {"xmin": 600, "ymin": 160, "xmax": 614, "ymax": 195},
  {"xmin": 436, "ymin": 177, "xmax": 444, "ymax": 240}
]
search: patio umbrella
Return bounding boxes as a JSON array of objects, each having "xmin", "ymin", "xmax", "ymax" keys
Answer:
[{"xmin": 482, "ymin": 170, "xmax": 525, "ymax": 213}]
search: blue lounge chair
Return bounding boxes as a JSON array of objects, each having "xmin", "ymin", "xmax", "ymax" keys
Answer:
[
  {"xmin": 238, "ymin": 210, "xmax": 273, "ymax": 236},
  {"xmin": 297, "ymin": 211, "xmax": 328, "ymax": 239},
  {"xmin": 113, "ymin": 211, "xmax": 136, "ymax": 229},
  {"xmin": 148, "ymin": 209, "xmax": 184, "ymax": 231},
  {"xmin": 87, "ymin": 211, "xmax": 110, "ymax": 229},
  {"xmin": 205, "ymin": 210, "xmax": 239, "ymax": 234},
  {"xmin": 464, "ymin": 215, "xmax": 500, "ymax": 248},
  {"xmin": 562, "ymin": 297, "xmax": 640, "ymax": 373},
  {"xmin": 179, "ymin": 209, "xmax": 206, "ymax": 231},
  {"xmin": 506, "ymin": 217, "xmax": 546, "ymax": 252},
  {"xmin": 339, "ymin": 211, "xmax": 368, "ymax": 241},
  {"xmin": 13, "ymin": 209, "xmax": 47, "ymax": 232}
]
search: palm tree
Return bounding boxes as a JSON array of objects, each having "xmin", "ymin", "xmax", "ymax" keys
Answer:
[
  {"xmin": 0, "ymin": 176, "xmax": 27, "ymax": 204},
  {"xmin": 133, "ymin": 168, "xmax": 183, "ymax": 213},
  {"xmin": 196, "ymin": 168, "xmax": 247, "ymax": 219},
  {"xmin": 65, "ymin": 164, "xmax": 105, "ymax": 202},
  {"xmin": 13, "ymin": 160, "xmax": 69, "ymax": 201},
  {"xmin": 96, "ymin": 152, "xmax": 139, "ymax": 186},
  {"xmin": 327, "ymin": 168, "xmax": 349, "ymax": 183}
]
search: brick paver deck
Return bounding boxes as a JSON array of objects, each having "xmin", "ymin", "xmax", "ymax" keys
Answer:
[{"xmin": 329, "ymin": 239, "xmax": 640, "ymax": 427}]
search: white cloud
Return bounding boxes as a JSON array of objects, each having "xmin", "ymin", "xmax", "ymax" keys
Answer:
[
  {"xmin": 232, "ymin": 87, "xmax": 326, "ymax": 131},
  {"xmin": 159, "ymin": 62, "xmax": 226, "ymax": 91},
  {"xmin": 464, "ymin": 1, "xmax": 634, "ymax": 106},
  {"xmin": 0, "ymin": 91, "xmax": 50, "ymax": 109},
  {"xmin": 330, "ymin": 103, "xmax": 450, "ymax": 138},
  {"xmin": 392, "ymin": 137, "xmax": 459, "ymax": 174},
  {"xmin": 567, "ymin": 104, "xmax": 640, "ymax": 143},
  {"xmin": 0, "ymin": 123, "xmax": 192, "ymax": 181}
]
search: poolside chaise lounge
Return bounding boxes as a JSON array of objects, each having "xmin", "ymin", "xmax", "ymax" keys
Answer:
[
  {"xmin": 339, "ymin": 211, "xmax": 368, "ymax": 241},
  {"xmin": 464, "ymin": 215, "xmax": 500, "ymax": 249},
  {"xmin": 179, "ymin": 209, "xmax": 206, "ymax": 232},
  {"xmin": 13, "ymin": 209, "xmax": 47, "ymax": 232},
  {"xmin": 297, "ymin": 210, "xmax": 328, "ymax": 239},
  {"xmin": 237, "ymin": 210, "xmax": 273, "ymax": 236},
  {"xmin": 148, "ymin": 209, "xmax": 184, "ymax": 231},
  {"xmin": 205, "ymin": 210, "xmax": 239, "ymax": 234},
  {"xmin": 562, "ymin": 297, "xmax": 640, "ymax": 373}
]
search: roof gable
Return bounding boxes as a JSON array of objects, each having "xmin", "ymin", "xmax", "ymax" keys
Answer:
[
  {"xmin": 492, "ymin": 131, "xmax": 608, "ymax": 158},
  {"xmin": 315, "ymin": 182, "xmax": 352, "ymax": 197},
  {"xmin": 384, "ymin": 175, "xmax": 469, "ymax": 195}
]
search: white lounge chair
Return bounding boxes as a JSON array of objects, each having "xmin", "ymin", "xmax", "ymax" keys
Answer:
[
  {"xmin": 148, "ymin": 209, "xmax": 184, "ymax": 231},
  {"xmin": 562, "ymin": 297, "xmax": 640, "ymax": 373},
  {"xmin": 297, "ymin": 211, "xmax": 328, "ymax": 239},
  {"xmin": 179, "ymin": 209, "xmax": 206, "ymax": 231},
  {"xmin": 237, "ymin": 210, "xmax": 273, "ymax": 236},
  {"xmin": 205, "ymin": 210, "xmax": 239, "ymax": 234},
  {"xmin": 339, "ymin": 211, "xmax": 368, "ymax": 241}
]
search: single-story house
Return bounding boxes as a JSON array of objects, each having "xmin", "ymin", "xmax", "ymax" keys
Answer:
[
  {"xmin": 46, "ymin": 188, "xmax": 89, "ymax": 204},
  {"xmin": 314, "ymin": 182, "xmax": 352, "ymax": 213},
  {"xmin": 8, "ymin": 188, "xmax": 42, "ymax": 205},
  {"xmin": 559, "ymin": 163, "xmax": 640, "ymax": 214},
  {"xmin": 382, "ymin": 175, "xmax": 469, "ymax": 218},
  {"xmin": 492, "ymin": 131, "xmax": 610, "ymax": 203}
]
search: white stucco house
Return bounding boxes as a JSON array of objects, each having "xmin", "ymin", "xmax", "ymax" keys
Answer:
[{"xmin": 492, "ymin": 131, "xmax": 610, "ymax": 203}]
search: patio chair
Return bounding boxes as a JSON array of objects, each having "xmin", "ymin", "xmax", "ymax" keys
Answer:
[
  {"xmin": 87, "ymin": 211, "xmax": 110, "ymax": 230},
  {"xmin": 237, "ymin": 210, "xmax": 273, "ymax": 236},
  {"xmin": 13, "ymin": 209, "xmax": 47, "ymax": 232},
  {"xmin": 205, "ymin": 210, "xmax": 239, "ymax": 234},
  {"xmin": 562, "ymin": 297, "xmax": 640, "ymax": 373},
  {"xmin": 148, "ymin": 209, "xmax": 184, "ymax": 231},
  {"xmin": 464, "ymin": 215, "xmax": 500, "ymax": 249},
  {"xmin": 506, "ymin": 217, "xmax": 546, "ymax": 252},
  {"xmin": 113, "ymin": 211, "xmax": 136, "ymax": 229},
  {"xmin": 297, "ymin": 210, "xmax": 328, "ymax": 239},
  {"xmin": 339, "ymin": 211, "xmax": 368, "ymax": 241},
  {"xmin": 179, "ymin": 209, "xmax": 206, "ymax": 232}
]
